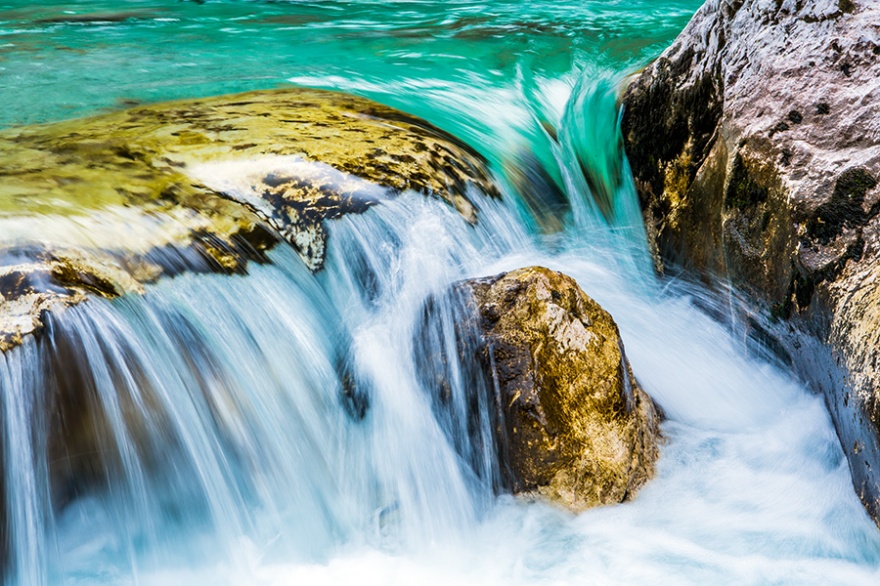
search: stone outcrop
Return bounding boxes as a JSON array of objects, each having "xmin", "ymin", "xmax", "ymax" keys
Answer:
[
  {"xmin": 418, "ymin": 267, "xmax": 661, "ymax": 511},
  {"xmin": 0, "ymin": 87, "xmax": 498, "ymax": 352},
  {"xmin": 621, "ymin": 0, "xmax": 880, "ymax": 521}
]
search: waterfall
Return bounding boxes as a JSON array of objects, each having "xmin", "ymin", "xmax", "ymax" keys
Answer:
[
  {"xmin": 3, "ymin": 159, "xmax": 879, "ymax": 583},
  {"xmin": 0, "ymin": 194, "xmax": 529, "ymax": 583},
  {"xmin": 2, "ymin": 2, "xmax": 880, "ymax": 582}
]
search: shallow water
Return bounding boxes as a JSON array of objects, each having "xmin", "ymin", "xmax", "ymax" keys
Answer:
[{"xmin": 1, "ymin": 1, "xmax": 880, "ymax": 584}]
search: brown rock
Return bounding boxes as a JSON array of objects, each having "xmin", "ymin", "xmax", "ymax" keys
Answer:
[{"xmin": 419, "ymin": 267, "xmax": 661, "ymax": 511}]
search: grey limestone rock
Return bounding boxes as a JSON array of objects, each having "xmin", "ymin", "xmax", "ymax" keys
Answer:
[{"xmin": 622, "ymin": 0, "xmax": 880, "ymax": 522}]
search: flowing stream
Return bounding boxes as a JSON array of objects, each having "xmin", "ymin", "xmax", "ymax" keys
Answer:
[{"xmin": 1, "ymin": 1, "xmax": 880, "ymax": 584}]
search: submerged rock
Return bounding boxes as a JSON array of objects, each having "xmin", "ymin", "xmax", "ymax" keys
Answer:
[
  {"xmin": 621, "ymin": 0, "xmax": 880, "ymax": 521},
  {"xmin": 503, "ymin": 149, "xmax": 569, "ymax": 233},
  {"xmin": 418, "ymin": 266, "xmax": 661, "ymax": 511},
  {"xmin": 0, "ymin": 87, "xmax": 498, "ymax": 352},
  {"xmin": 34, "ymin": 11, "xmax": 152, "ymax": 24}
]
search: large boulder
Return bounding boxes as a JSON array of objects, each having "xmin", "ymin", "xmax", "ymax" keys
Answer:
[
  {"xmin": 621, "ymin": 0, "xmax": 880, "ymax": 521},
  {"xmin": 417, "ymin": 266, "xmax": 661, "ymax": 511},
  {"xmin": 0, "ymin": 87, "xmax": 498, "ymax": 352}
]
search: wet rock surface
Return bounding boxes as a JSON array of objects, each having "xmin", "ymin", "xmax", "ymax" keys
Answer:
[
  {"xmin": 621, "ymin": 0, "xmax": 880, "ymax": 521},
  {"xmin": 418, "ymin": 266, "xmax": 661, "ymax": 511},
  {"xmin": 0, "ymin": 87, "xmax": 497, "ymax": 352}
]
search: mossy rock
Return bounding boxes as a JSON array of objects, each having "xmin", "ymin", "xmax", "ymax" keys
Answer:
[
  {"xmin": 418, "ymin": 266, "xmax": 661, "ymax": 511},
  {"xmin": 0, "ymin": 87, "xmax": 498, "ymax": 351}
]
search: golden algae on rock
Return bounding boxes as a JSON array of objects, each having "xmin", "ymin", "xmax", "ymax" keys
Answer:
[{"xmin": 0, "ymin": 87, "xmax": 499, "ymax": 350}]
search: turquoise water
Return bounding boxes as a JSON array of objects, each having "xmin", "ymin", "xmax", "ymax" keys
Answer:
[
  {"xmin": 0, "ymin": 0, "xmax": 697, "ymax": 216},
  {"xmin": 2, "ymin": 1, "xmax": 880, "ymax": 584},
  {"xmin": 0, "ymin": 0, "xmax": 696, "ymax": 127}
]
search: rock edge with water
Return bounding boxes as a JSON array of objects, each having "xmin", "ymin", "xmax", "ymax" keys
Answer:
[
  {"xmin": 421, "ymin": 266, "xmax": 662, "ymax": 511},
  {"xmin": 621, "ymin": 0, "xmax": 880, "ymax": 522},
  {"xmin": 0, "ymin": 87, "xmax": 498, "ymax": 353}
]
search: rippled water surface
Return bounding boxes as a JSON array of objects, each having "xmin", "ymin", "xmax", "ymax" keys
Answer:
[
  {"xmin": 0, "ymin": 0, "xmax": 697, "ymax": 127},
  {"xmin": 2, "ymin": 1, "xmax": 880, "ymax": 585}
]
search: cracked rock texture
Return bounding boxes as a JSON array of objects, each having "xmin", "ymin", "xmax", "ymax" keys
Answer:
[{"xmin": 621, "ymin": 0, "xmax": 880, "ymax": 522}]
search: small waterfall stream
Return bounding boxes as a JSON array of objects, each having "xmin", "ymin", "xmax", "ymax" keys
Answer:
[
  {"xmin": 1, "ymin": 1, "xmax": 880, "ymax": 584},
  {"xmin": 3, "ymin": 174, "xmax": 880, "ymax": 584}
]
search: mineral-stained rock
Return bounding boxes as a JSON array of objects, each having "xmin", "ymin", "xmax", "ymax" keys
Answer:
[
  {"xmin": 417, "ymin": 266, "xmax": 661, "ymax": 511},
  {"xmin": 0, "ymin": 87, "xmax": 498, "ymax": 352},
  {"xmin": 0, "ymin": 253, "xmax": 130, "ymax": 353},
  {"xmin": 621, "ymin": 0, "xmax": 880, "ymax": 521}
]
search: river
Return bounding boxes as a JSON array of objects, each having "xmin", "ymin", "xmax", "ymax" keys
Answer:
[{"xmin": 1, "ymin": 1, "xmax": 879, "ymax": 584}]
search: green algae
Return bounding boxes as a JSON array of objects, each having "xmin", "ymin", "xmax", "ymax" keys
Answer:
[{"xmin": 0, "ymin": 87, "xmax": 499, "ymax": 350}]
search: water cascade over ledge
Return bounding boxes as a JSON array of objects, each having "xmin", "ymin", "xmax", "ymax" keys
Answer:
[{"xmin": 1, "ymin": 1, "xmax": 879, "ymax": 584}]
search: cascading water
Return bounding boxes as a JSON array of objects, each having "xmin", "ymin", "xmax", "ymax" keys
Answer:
[{"xmin": 1, "ymin": 1, "xmax": 880, "ymax": 584}]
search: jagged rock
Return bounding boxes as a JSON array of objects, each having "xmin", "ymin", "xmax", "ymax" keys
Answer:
[
  {"xmin": 418, "ymin": 267, "xmax": 661, "ymax": 511},
  {"xmin": 0, "ymin": 87, "xmax": 498, "ymax": 352},
  {"xmin": 621, "ymin": 0, "xmax": 880, "ymax": 521}
]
